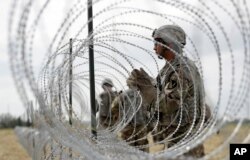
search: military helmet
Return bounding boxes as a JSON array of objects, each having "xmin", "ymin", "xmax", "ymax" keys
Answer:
[
  {"xmin": 101, "ymin": 78, "xmax": 114, "ymax": 87},
  {"xmin": 152, "ymin": 25, "xmax": 186, "ymax": 46}
]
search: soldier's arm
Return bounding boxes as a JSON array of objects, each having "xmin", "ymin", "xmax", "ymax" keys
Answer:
[
  {"xmin": 99, "ymin": 93, "xmax": 109, "ymax": 112},
  {"xmin": 111, "ymin": 95, "xmax": 122, "ymax": 123},
  {"xmin": 159, "ymin": 66, "xmax": 193, "ymax": 114}
]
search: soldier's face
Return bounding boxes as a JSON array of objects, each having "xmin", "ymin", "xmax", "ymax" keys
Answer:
[
  {"xmin": 153, "ymin": 39, "xmax": 160, "ymax": 52},
  {"xmin": 154, "ymin": 39, "xmax": 165, "ymax": 59}
]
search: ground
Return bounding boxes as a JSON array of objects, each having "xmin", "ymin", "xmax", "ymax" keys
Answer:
[
  {"xmin": 0, "ymin": 129, "xmax": 31, "ymax": 160},
  {"xmin": 203, "ymin": 122, "xmax": 250, "ymax": 160},
  {"xmin": 0, "ymin": 122, "xmax": 249, "ymax": 160}
]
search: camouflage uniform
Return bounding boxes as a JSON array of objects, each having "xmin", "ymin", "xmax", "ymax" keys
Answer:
[
  {"xmin": 98, "ymin": 90, "xmax": 117, "ymax": 129},
  {"xmin": 112, "ymin": 89, "xmax": 149, "ymax": 152},
  {"xmin": 125, "ymin": 24, "xmax": 212, "ymax": 156},
  {"xmin": 149, "ymin": 56, "xmax": 211, "ymax": 157}
]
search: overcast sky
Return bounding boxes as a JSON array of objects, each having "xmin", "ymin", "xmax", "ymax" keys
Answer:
[
  {"xmin": 1, "ymin": 0, "xmax": 249, "ymax": 119},
  {"xmin": 0, "ymin": 1, "xmax": 23, "ymax": 116}
]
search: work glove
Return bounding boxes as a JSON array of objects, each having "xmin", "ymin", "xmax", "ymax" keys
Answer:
[
  {"xmin": 126, "ymin": 68, "xmax": 157, "ymax": 105},
  {"xmin": 126, "ymin": 68, "xmax": 154, "ymax": 89}
]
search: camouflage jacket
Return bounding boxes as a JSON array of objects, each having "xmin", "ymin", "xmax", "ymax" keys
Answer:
[
  {"xmin": 112, "ymin": 89, "xmax": 148, "ymax": 125},
  {"xmin": 99, "ymin": 90, "xmax": 117, "ymax": 117},
  {"xmin": 152, "ymin": 56, "xmax": 209, "ymax": 129}
]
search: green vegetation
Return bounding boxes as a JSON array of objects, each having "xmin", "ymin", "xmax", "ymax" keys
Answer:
[{"xmin": 0, "ymin": 113, "xmax": 32, "ymax": 129}]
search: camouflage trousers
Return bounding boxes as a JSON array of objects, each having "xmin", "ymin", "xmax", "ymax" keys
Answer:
[
  {"xmin": 150, "ymin": 125, "xmax": 205, "ymax": 158},
  {"xmin": 120, "ymin": 124, "xmax": 149, "ymax": 152},
  {"xmin": 99, "ymin": 116, "xmax": 114, "ymax": 129}
]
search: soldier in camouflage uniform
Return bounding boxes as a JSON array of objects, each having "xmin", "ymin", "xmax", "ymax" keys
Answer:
[
  {"xmin": 97, "ymin": 78, "xmax": 118, "ymax": 129},
  {"xmin": 111, "ymin": 89, "xmax": 149, "ymax": 152},
  {"xmin": 126, "ymin": 25, "xmax": 211, "ymax": 157}
]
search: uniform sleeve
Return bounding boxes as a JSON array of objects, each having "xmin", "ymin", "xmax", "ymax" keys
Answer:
[
  {"xmin": 159, "ymin": 66, "xmax": 193, "ymax": 114},
  {"xmin": 99, "ymin": 93, "xmax": 109, "ymax": 115},
  {"xmin": 99, "ymin": 93, "xmax": 105, "ymax": 108},
  {"xmin": 111, "ymin": 94, "xmax": 123, "ymax": 123}
]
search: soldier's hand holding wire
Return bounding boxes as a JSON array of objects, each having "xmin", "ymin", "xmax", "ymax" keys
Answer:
[
  {"xmin": 126, "ymin": 68, "xmax": 152, "ymax": 89},
  {"xmin": 126, "ymin": 68, "xmax": 156, "ymax": 104}
]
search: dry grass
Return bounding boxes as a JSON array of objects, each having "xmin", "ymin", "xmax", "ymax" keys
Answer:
[
  {"xmin": 0, "ymin": 122, "xmax": 249, "ymax": 160},
  {"xmin": 147, "ymin": 122, "xmax": 250, "ymax": 159},
  {"xmin": 204, "ymin": 122, "xmax": 250, "ymax": 160},
  {"xmin": 0, "ymin": 129, "xmax": 31, "ymax": 160}
]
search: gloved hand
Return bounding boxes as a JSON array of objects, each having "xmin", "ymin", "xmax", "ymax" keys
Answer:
[
  {"xmin": 126, "ymin": 68, "xmax": 156, "ymax": 105},
  {"xmin": 126, "ymin": 68, "xmax": 153, "ymax": 89}
]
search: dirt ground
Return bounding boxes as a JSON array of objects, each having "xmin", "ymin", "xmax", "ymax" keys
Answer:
[
  {"xmin": 0, "ymin": 122, "xmax": 249, "ymax": 160},
  {"xmin": 0, "ymin": 129, "xmax": 31, "ymax": 160},
  {"xmin": 203, "ymin": 122, "xmax": 250, "ymax": 160}
]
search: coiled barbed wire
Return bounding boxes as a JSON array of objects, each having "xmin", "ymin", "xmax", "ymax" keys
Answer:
[{"xmin": 9, "ymin": 0, "xmax": 250, "ymax": 159}]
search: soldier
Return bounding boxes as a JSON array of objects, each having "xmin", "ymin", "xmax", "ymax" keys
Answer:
[
  {"xmin": 126, "ymin": 25, "xmax": 211, "ymax": 157},
  {"xmin": 111, "ymin": 89, "xmax": 149, "ymax": 152},
  {"xmin": 97, "ymin": 78, "xmax": 117, "ymax": 129}
]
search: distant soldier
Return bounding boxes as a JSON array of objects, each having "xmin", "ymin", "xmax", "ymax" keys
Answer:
[
  {"xmin": 127, "ymin": 25, "xmax": 211, "ymax": 157},
  {"xmin": 111, "ymin": 89, "xmax": 149, "ymax": 152},
  {"xmin": 97, "ymin": 78, "xmax": 117, "ymax": 129}
]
